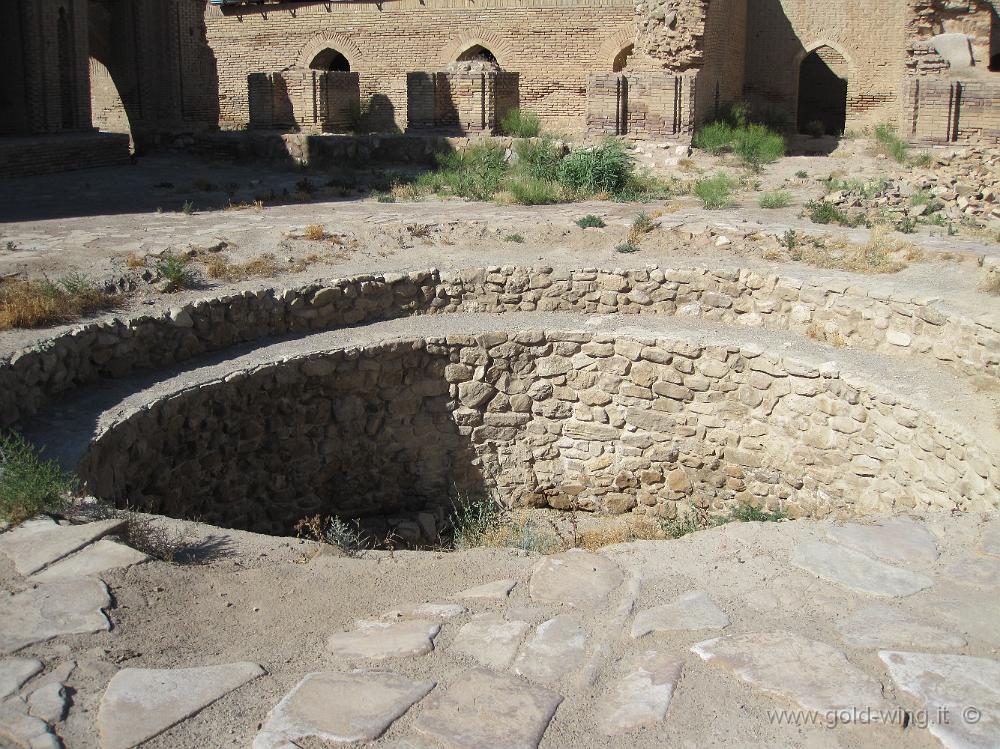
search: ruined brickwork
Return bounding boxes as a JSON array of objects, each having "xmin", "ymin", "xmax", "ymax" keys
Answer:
[
  {"xmin": 248, "ymin": 70, "xmax": 361, "ymax": 132},
  {"xmin": 744, "ymin": 0, "xmax": 911, "ymax": 129},
  {"xmin": 587, "ymin": 72, "xmax": 697, "ymax": 137},
  {"xmin": 908, "ymin": 0, "xmax": 998, "ymax": 71},
  {"xmin": 406, "ymin": 69, "xmax": 520, "ymax": 134},
  {"xmin": 203, "ymin": 0, "xmax": 635, "ymax": 135},
  {"xmin": 904, "ymin": 78, "xmax": 1000, "ymax": 142}
]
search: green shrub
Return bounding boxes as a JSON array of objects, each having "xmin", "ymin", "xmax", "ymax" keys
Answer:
[
  {"xmin": 506, "ymin": 176, "xmax": 562, "ymax": 205},
  {"xmin": 896, "ymin": 216, "xmax": 917, "ymax": 234},
  {"xmin": 694, "ymin": 173, "xmax": 736, "ymax": 209},
  {"xmin": 180, "ymin": 200, "xmax": 195, "ymax": 215},
  {"xmin": 694, "ymin": 120, "xmax": 785, "ymax": 170},
  {"xmin": 513, "ymin": 137, "xmax": 562, "ymax": 181},
  {"xmin": 575, "ymin": 214, "xmax": 606, "ymax": 229},
  {"xmin": 759, "ymin": 190, "xmax": 792, "ymax": 209},
  {"xmin": 557, "ymin": 139, "xmax": 635, "ymax": 196},
  {"xmin": 727, "ymin": 503, "xmax": 786, "ymax": 523},
  {"xmin": 795, "ymin": 170, "xmax": 809, "ymax": 179},
  {"xmin": 0, "ymin": 432, "xmax": 75, "ymax": 524},
  {"xmin": 732, "ymin": 124, "xmax": 785, "ymax": 170},
  {"xmin": 504, "ymin": 233, "xmax": 525, "ymax": 243},
  {"xmin": 615, "ymin": 241, "xmax": 640, "ymax": 254},
  {"xmin": 874, "ymin": 124, "xmax": 909, "ymax": 163},
  {"xmin": 693, "ymin": 121, "xmax": 738, "ymax": 155},
  {"xmin": 419, "ymin": 143, "xmax": 508, "ymax": 200},
  {"xmin": 500, "ymin": 107, "xmax": 542, "ymax": 138},
  {"xmin": 155, "ymin": 254, "xmax": 198, "ymax": 292},
  {"xmin": 806, "ymin": 200, "xmax": 866, "ymax": 227},
  {"xmin": 910, "ymin": 152, "xmax": 933, "ymax": 168},
  {"xmin": 448, "ymin": 493, "xmax": 505, "ymax": 550}
]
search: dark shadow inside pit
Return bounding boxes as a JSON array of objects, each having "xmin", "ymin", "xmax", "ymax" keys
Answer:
[{"xmin": 79, "ymin": 347, "xmax": 488, "ymax": 545}]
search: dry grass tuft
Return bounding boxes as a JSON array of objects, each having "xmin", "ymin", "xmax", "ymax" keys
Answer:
[
  {"xmin": 806, "ymin": 322, "xmax": 847, "ymax": 348},
  {"xmin": 202, "ymin": 253, "xmax": 282, "ymax": 281},
  {"xmin": 125, "ymin": 252, "xmax": 146, "ymax": 269},
  {"xmin": 303, "ymin": 224, "xmax": 327, "ymax": 241},
  {"xmin": 0, "ymin": 276, "xmax": 121, "ymax": 331},
  {"xmin": 981, "ymin": 271, "xmax": 1000, "ymax": 296}
]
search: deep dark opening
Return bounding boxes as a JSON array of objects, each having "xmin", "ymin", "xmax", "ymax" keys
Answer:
[
  {"xmin": 990, "ymin": 53, "xmax": 1000, "ymax": 72},
  {"xmin": 310, "ymin": 49, "xmax": 351, "ymax": 72},
  {"xmin": 797, "ymin": 50, "xmax": 848, "ymax": 136},
  {"xmin": 457, "ymin": 45, "xmax": 498, "ymax": 65},
  {"xmin": 613, "ymin": 44, "xmax": 634, "ymax": 72}
]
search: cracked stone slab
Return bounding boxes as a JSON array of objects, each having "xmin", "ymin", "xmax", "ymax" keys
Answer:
[
  {"xmin": 791, "ymin": 540, "xmax": 933, "ymax": 597},
  {"xmin": 97, "ymin": 662, "xmax": 265, "ymax": 749},
  {"xmin": 0, "ymin": 705, "xmax": 59, "ymax": 749},
  {"xmin": 0, "ymin": 578, "xmax": 111, "ymax": 653},
  {"xmin": 826, "ymin": 518, "xmax": 939, "ymax": 565},
  {"xmin": 450, "ymin": 618, "xmax": 530, "ymax": 670},
  {"xmin": 597, "ymin": 651, "xmax": 684, "ymax": 735},
  {"xmin": 410, "ymin": 668, "xmax": 562, "ymax": 749},
  {"xmin": 692, "ymin": 632, "xmax": 892, "ymax": 717},
  {"xmin": 455, "ymin": 580, "xmax": 516, "ymax": 600},
  {"xmin": 529, "ymin": 550, "xmax": 623, "ymax": 608},
  {"xmin": 836, "ymin": 605, "xmax": 966, "ymax": 649},
  {"xmin": 0, "ymin": 517, "xmax": 126, "ymax": 576},
  {"xmin": 254, "ymin": 671, "xmax": 435, "ymax": 749},
  {"xmin": 513, "ymin": 615, "xmax": 587, "ymax": 684},
  {"xmin": 881, "ymin": 651, "xmax": 1000, "ymax": 749},
  {"xmin": 631, "ymin": 590, "xmax": 730, "ymax": 638},
  {"xmin": 327, "ymin": 620, "xmax": 441, "ymax": 660},
  {"xmin": 0, "ymin": 659, "xmax": 43, "ymax": 700},
  {"xmin": 383, "ymin": 603, "xmax": 467, "ymax": 621},
  {"xmin": 32, "ymin": 539, "xmax": 150, "ymax": 582}
]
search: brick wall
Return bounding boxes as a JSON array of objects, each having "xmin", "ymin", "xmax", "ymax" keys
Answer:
[
  {"xmin": 248, "ymin": 69, "xmax": 360, "ymax": 132},
  {"xmin": 586, "ymin": 71, "xmax": 696, "ymax": 138},
  {"xmin": 205, "ymin": 0, "xmax": 634, "ymax": 135},
  {"xmin": 696, "ymin": 0, "xmax": 747, "ymax": 121},
  {"xmin": 904, "ymin": 77, "xmax": 1000, "ymax": 143},
  {"xmin": 0, "ymin": 133, "xmax": 130, "ymax": 177},
  {"xmin": 744, "ymin": 0, "xmax": 911, "ymax": 130},
  {"xmin": 407, "ymin": 71, "xmax": 520, "ymax": 134}
]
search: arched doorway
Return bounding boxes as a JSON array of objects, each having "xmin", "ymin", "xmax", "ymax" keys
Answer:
[
  {"xmin": 457, "ymin": 45, "xmax": 498, "ymax": 65},
  {"xmin": 89, "ymin": 57, "xmax": 133, "ymax": 146},
  {"xmin": 797, "ymin": 45, "xmax": 848, "ymax": 136},
  {"xmin": 309, "ymin": 48, "xmax": 351, "ymax": 72},
  {"xmin": 613, "ymin": 44, "xmax": 634, "ymax": 72}
]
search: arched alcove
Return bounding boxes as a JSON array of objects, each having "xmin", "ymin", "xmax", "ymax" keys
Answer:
[
  {"xmin": 613, "ymin": 44, "xmax": 634, "ymax": 72},
  {"xmin": 310, "ymin": 48, "xmax": 351, "ymax": 72},
  {"xmin": 89, "ymin": 57, "xmax": 133, "ymax": 147},
  {"xmin": 457, "ymin": 45, "xmax": 498, "ymax": 65},
  {"xmin": 797, "ymin": 45, "xmax": 848, "ymax": 136}
]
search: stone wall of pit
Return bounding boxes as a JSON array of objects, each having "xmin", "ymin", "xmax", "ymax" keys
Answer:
[
  {"xmin": 79, "ymin": 332, "xmax": 999, "ymax": 539},
  {"xmin": 1, "ymin": 267, "xmax": 997, "ymax": 431}
]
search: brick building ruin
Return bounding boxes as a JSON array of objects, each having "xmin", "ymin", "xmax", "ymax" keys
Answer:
[{"xmin": 1, "ymin": 0, "xmax": 998, "ymax": 175}]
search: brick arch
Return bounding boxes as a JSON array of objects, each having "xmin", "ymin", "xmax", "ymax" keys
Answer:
[
  {"xmin": 439, "ymin": 30, "xmax": 515, "ymax": 68},
  {"xmin": 297, "ymin": 34, "xmax": 364, "ymax": 70},
  {"xmin": 795, "ymin": 40, "xmax": 853, "ymax": 73},
  {"xmin": 597, "ymin": 27, "xmax": 638, "ymax": 70}
]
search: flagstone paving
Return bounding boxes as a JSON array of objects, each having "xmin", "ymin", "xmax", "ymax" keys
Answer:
[{"xmin": 0, "ymin": 513, "xmax": 998, "ymax": 749}]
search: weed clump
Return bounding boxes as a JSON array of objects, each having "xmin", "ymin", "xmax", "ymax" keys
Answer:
[
  {"xmin": 0, "ymin": 274, "xmax": 120, "ymax": 330},
  {"xmin": 0, "ymin": 432, "xmax": 76, "ymax": 524},
  {"xmin": 694, "ymin": 173, "xmax": 737, "ymax": 209},
  {"xmin": 693, "ymin": 117, "xmax": 785, "ymax": 170},
  {"xmin": 759, "ymin": 190, "xmax": 791, "ymax": 209},
  {"xmin": 557, "ymin": 138, "xmax": 635, "ymax": 196},
  {"xmin": 874, "ymin": 124, "xmax": 909, "ymax": 163},
  {"xmin": 155, "ymin": 254, "xmax": 198, "ymax": 292},
  {"xmin": 500, "ymin": 108, "xmax": 542, "ymax": 138},
  {"xmin": 575, "ymin": 214, "xmax": 607, "ymax": 229}
]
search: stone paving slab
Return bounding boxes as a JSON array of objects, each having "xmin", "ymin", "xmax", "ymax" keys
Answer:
[
  {"xmin": 410, "ymin": 668, "xmax": 562, "ymax": 749},
  {"xmin": 880, "ymin": 651, "xmax": 1000, "ymax": 749},
  {"xmin": 0, "ymin": 517, "xmax": 126, "ymax": 576},
  {"xmin": 32, "ymin": 539, "xmax": 150, "ymax": 582},
  {"xmin": 980, "ymin": 523, "xmax": 1000, "ymax": 558},
  {"xmin": 0, "ymin": 705, "xmax": 59, "ymax": 749},
  {"xmin": 382, "ymin": 603, "xmax": 466, "ymax": 621},
  {"xmin": 254, "ymin": 671, "xmax": 434, "ymax": 749},
  {"xmin": 0, "ymin": 658, "xmax": 43, "ymax": 700},
  {"xmin": 328, "ymin": 620, "xmax": 441, "ymax": 661},
  {"xmin": 97, "ymin": 662, "xmax": 265, "ymax": 749},
  {"xmin": 597, "ymin": 651, "xmax": 684, "ymax": 735},
  {"xmin": 454, "ymin": 579, "xmax": 516, "ymax": 599},
  {"xmin": 0, "ymin": 578, "xmax": 111, "ymax": 653},
  {"xmin": 513, "ymin": 615, "xmax": 588, "ymax": 684},
  {"xmin": 27, "ymin": 682, "xmax": 67, "ymax": 724},
  {"xmin": 631, "ymin": 590, "xmax": 730, "ymax": 638},
  {"xmin": 826, "ymin": 519, "xmax": 939, "ymax": 565},
  {"xmin": 836, "ymin": 605, "xmax": 966, "ymax": 649},
  {"xmin": 450, "ymin": 618, "xmax": 530, "ymax": 670},
  {"xmin": 791, "ymin": 540, "xmax": 934, "ymax": 597},
  {"xmin": 941, "ymin": 557, "xmax": 1000, "ymax": 588},
  {"xmin": 692, "ymin": 632, "xmax": 893, "ymax": 718},
  {"xmin": 528, "ymin": 550, "xmax": 623, "ymax": 609}
]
